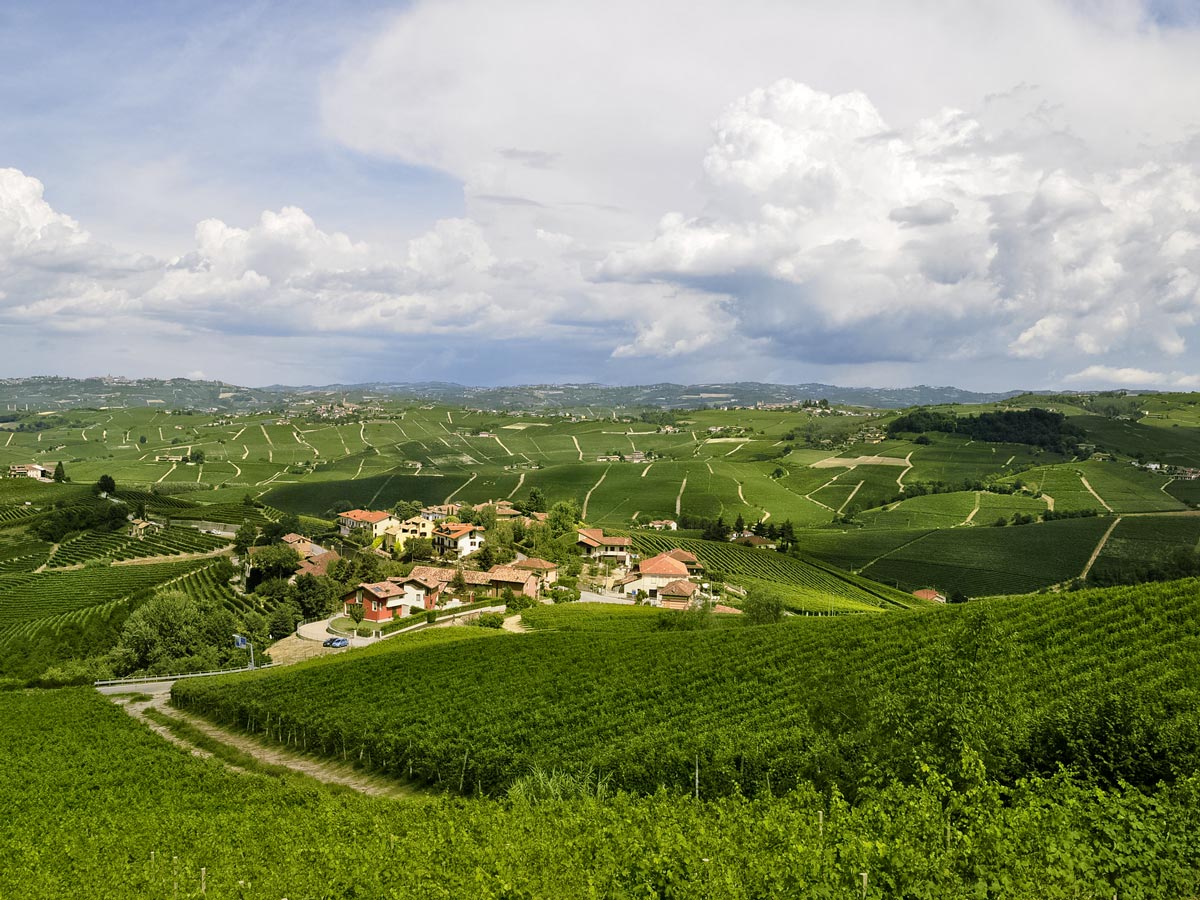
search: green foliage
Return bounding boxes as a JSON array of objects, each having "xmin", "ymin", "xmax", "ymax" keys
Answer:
[
  {"xmin": 742, "ymin": 590, "xmax": 784, "ymax": 625},
  {"xmin": 473, "ymin": 611, "xmax": 505, "ymax": 629},
  {"xmin": 8, "ymin": 689, "xmax": 1200, "ymax": 899},
  {"xmin": 176, "ymin": 578, "xmax": 1200, "ymax": 801}
]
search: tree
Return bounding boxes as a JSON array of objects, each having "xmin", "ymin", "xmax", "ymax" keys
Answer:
[
  {"xmin": 268, "ymin": 602, "xmax": 302, "ymax": 639},
  {"xmin": 547, "ymin": 500, "xmax": 580, "ymax": 536},
  {"xmin": 393, "ymin": 499, "xmax": 423, "ymax": 521},
  {"xmin": 52, "ymin": 461, "xmax": 65, "ymax": 483},
  {"xmin": 524, "ymin": 487, "xmax": 547, "ymax": 513},
  {"xmin": 288, "ymin": 573, "xmax": 338, "ymax": 619},
  {"xmin": 450, "ymin": 567, "xmax": 468, "ymax": 594},
  {"xmin": 403, "ymin": 537, "xmax": 434, "ymax": 562},
  {"xmin": 733, "ymin": 514, "xmax": 746, "ymax": 535},
  {"xmin": 95, "ymin": 474, "xmax": 116, "ymax": 495},
  {"xmin": 250, "ymin": 544, "xmax": 301, "ymax": 581},
  {"xmin": 109, "ymin": 591, "xmax": 202, "ymax": 675},
  {"xmin": 743, "ymin": 591, "xmax": 784, "ymax": 626},
  {"xmin": 138, "ymin": 435, "xmax": 147, "ymax": 445},
  {"xmin": 347, "ymin": 603, "xmax": 365, "ymax": 626},
  {"xmin": 476, "ymin": 543, "xmax": 496, "ymax": 569},
  {"xmin": 233, "ymin": 523, "xmax": 257, "ymax": 556},
  {"xmin": 189, "ymin": 449, "xmax": 206, "ymax": 464}
]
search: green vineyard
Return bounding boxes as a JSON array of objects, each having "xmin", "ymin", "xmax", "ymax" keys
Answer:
[
  {"xmin": 174, "ymin": 578, "xmax": 1200, "ymax": 801},
  {"xmin": 629, "ymin": 533, "xmax": 920, "ymax": 609}
]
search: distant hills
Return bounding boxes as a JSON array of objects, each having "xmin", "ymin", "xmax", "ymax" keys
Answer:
[
  {"xmin": 263, "ymin": 380, "xmax": 1030, "ymax": 410},
  {"xmin": 1, "ymin": 375, "xmax": 1045, "ymax": 411}
]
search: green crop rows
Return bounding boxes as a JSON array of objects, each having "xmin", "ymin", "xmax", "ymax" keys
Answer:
[
  {"xmin": 175, "ymin": 577, "xmax": 1200, "ymax": 806},
  {"xmin": 630, "ymin": 533, "xmax": 917, "ymax": 609},
  {"xmin": 8, "ymin": 689, "xmax": 1200, "ymax": 899},
  {"xmin": 0, "ymin": 558, "xmax": 212, "ymax": 628}
]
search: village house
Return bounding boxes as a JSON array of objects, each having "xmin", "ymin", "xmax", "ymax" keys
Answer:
[
  {"xmin": 662, "ymin": 548, "xmax": 704, "ymax": 576},
  {"xmin": 432, "ymin": 522, "xmax": 485, "ymax": 558},
  {"xmin": 913, "ymin": 589, "xmax": 947, "ymax": 603},
  {"xmin": 341, "ymin": 580, "xmax": 425, "ymax": 624},
  {"xmin": 337, "ymin": 509, "xmax": 399, "ymax": 539},
  {"xmin": 420, "ymin": 503, "xmax": 462, "ymax": 522},
  {"xmin": 646, "ymin": 519, "xmax": 677, "ymax": 531},
  {"xmin": 6, "ymin": 463, "xmax": 53, "ymax": 481},
  {"xmin": 618, "ymin": 551, "xmax": 691, "ymax": 598},
  {"xmin": 513, "ymin": 557, "xmax": 558, "ymax": 585},
  {"xmin": 733, "ymin": 534, "xmax": 777, "ymax": 550},
  {"xmin": 657, "ymin": 578, "xmax": 699, "ymax": 610},
  {"xmin": 128, "ymin": 518, "xmax": 165, "ymax": 539},
  {"xmin": 576, "ymin": 528, "xmax": 632, "ymax": 566},
  {"xmin": 382, "ymin": 515, "xmax": 435, "ymax": 551}
]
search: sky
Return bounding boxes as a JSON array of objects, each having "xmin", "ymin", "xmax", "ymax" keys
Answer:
[{"xmin": 1, "ymin": 0, "xmax": 1199, "ymax": 391}]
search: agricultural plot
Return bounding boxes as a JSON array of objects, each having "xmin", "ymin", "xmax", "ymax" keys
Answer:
[
  {"xmin": 855, "ymin": 492, "xmax": 980, "ymax": 529},
  {"xmin": 1166, "ymin": 478, "xmax": 1200, "ymax": 506},
  {"xmin": 631, "ymin": 534, "xmax": 917, "ymax": 609},
  {"xmin": 44, "ymin": 527, "xmax": 229, "ymax": 568},
  {"xmin": 0, "ymin": 558, "xmax": 212, "ymax": 628},
  {"xmin": 1088, "ymin": 516, "xmax": 1200, "ymax": 583},
  {"xmin": 1016, "ymin": 462, "xmax": 1184, "ymax": 514},
  {"xmin": 176, "ymin": 577, "xmax": 1200, "ymax": 807},
  {"xmin": 904, "ymin": 436, "xmax": 1047, "ymax": 486},
  {"xmin": 861, "ymin": 516, "xmax": 1112, "ymax": 596},
  {"xmin": 1073, "ymin": 414, "xmax": 1200, "ymax": 467},
  {"xmin": 796, "ymin": 527, "xmax": 935, "ymax": 573},
  {"xmin": 974, "ymin": 491, "xmax": 1049, "ymax": 524}
]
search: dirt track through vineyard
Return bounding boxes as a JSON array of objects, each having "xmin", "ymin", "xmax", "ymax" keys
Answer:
[{"xmin": 110, "ymin": 690, "xmax": 411, "ymax": 798}]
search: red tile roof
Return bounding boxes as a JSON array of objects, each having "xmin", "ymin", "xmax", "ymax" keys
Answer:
[
  {"xmin": 435, "ymin": 523, "xmax": 481, "ymax": 540},
  {"xmin": 913, "ymin": 589, "xmax": 946, "ymax": 602},
  {"xmin": 577, "ymin": 528, "xmax": 631, "ymax": 547},
  {"xmin": 340, "ymin": 509, "xmax": 391, "ymax": 524},
  {"xmin": 637, "ymin": 553, "xmax": 690, "ymax": 577},
  {"xmin": 666, "ymin": 549, "xmax": 699, "ymax": 564},
  {"xmin": 514, "ymin": 557, "xmax": 557, "ymax": 571},
  {"xmin": 297, "ymin": 550, "xmax": 338, "ymax": 578},
  {"xmin": 660, "ymin": 579, "xmax": 697, "ymax": 598}
]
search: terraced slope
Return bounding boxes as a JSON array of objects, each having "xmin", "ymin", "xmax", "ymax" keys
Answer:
[{"xmin": 175, "ymin": 578, "xmax": 1200, "ymax": 799}]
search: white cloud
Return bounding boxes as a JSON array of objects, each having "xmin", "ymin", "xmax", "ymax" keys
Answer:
[
  {"xmin": 6, "ymin": 2, "xmax": 1200, "ymax": 387},
  {"xmin": 1066, "ymin": 365, "xmax": 1200, "ymax": 388}
]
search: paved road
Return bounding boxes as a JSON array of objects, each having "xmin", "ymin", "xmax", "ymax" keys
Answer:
[{"xmin": 579, "ymin": 590, "xmax": 635, "ymax": 605}]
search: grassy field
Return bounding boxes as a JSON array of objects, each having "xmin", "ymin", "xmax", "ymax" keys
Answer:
[{"xmin": 859, "ymin": 516, "xmax": 1112, "ymax": 596}]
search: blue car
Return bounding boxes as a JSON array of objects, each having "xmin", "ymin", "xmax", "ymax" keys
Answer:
[{"xmin": 322, "ymin": 636, "xmax": 350, "ymax": 648}]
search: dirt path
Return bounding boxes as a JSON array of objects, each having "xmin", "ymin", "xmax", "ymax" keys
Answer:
[
  {"xmin": 127, "ymin": 691, "xmax": 410, "ymax": 797},
  {"xmin": 581, "ymin": 466, "xmax": 610, "ymax": 519},
  {"xmin": 1042, "ymin": 493, "xmax": 1056, "ymax": 512},
  {"xmin": 706, "ymin": 462, "xmax": 714, "ymax": 474},
  {"xmin": 1081, "ymin": 516, "xmax": 1123, "ymax": 580},
  {"xmin": 1080, "ymin": 475, "xmax": 1114, "ymax": 513},
  {"xmin": 156, "ymin": 462, "xmax": 176, "ymax": 483},
  {"xmin": 675, "ymin": 476, "xmax": 687, "ymax": 516},
  {"xmin": 896, "ymin": 453, "xmax": 914, "ymax": 492},
  {"xmin": 641, "ymin": 464, "xmax": 653, "ymax": 478},
  {"xmin": 572, "ymin": 435, "xmax": 583, "ymax": 461},
  {"xmin": 960, "ymin": 492, "xmax": 982, "ymax": 526},
  {"xmin": 501, "ymin": 613, "xmax": 527, "ymax": 633},
  {"xmin": 837, "ymin": 480, "xmax": 863, "ymax": 515},
  {"xmin": 507, "ymin": 472, "xmax": 525, "ymax": 499},
  {"xmin": 493, "ymin": 435, "xmax": 513, "ymax": 457},
  {"xmin": 444, "ymin": 472, "xmax": 477, "ymax": 504}
]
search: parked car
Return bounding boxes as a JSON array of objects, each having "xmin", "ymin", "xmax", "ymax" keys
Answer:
[{"xmin": 327, "ymin": 637, "xmax": 350, "ymax": 648}]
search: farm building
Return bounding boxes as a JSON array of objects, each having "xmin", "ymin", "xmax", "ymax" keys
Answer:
[
  {"xmin": 646, "ymin": 519, "xmax": 677, "ymax": 531},
  {"xmin": 7, "ymin": 463, "xmax": 52, "ymax": 480},
  {"xmin": 432, "ymin": 523, "xmax": 485, "ymax": 558},
  {"xmin": 337, "ymin": 509, "xmax": 399, "ymax": 538},
  {"xmin": 912, "ymin": 589, "xmax": 947, "ymax": 603},
  {"xmin": 513, "ymin": 557, "xmax": 558, "ymax": 585},
  {"xmin": 576, "ymin": 528, "xmax": 632, "ymax": 566},
  {"xmin": 657, "ymin": 579, "xmax": 699, "ymax": 610},
  {"xmin": 618, "ymin": 552, "xmax": 692, "ymax": 598}
]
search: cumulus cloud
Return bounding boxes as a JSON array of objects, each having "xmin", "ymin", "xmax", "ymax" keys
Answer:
[
  {"xmin": 6, "ymin": 1, "xmax": 1200, "ymax": 387},
  {"xmin": 599, "ymin": 80, "xmax": 1200, "ymax": 369},
  {"xmin": 1065, "ymin": 365, "xmax": 1200, "ymax": 388}
]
